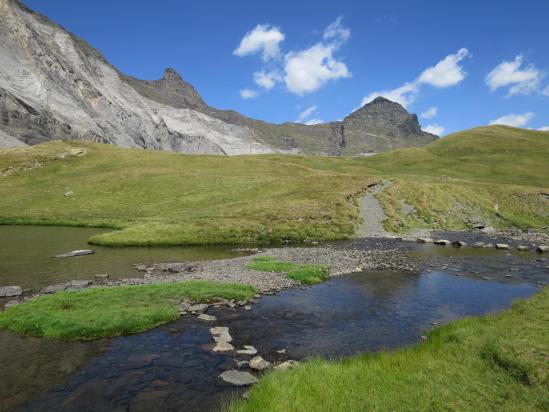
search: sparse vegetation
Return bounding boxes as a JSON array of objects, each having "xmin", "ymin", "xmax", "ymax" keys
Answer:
[
  {"xmin": 247, "ymin": 257, "xmax": 330, "ymax": 284},
  {"xmin": 0, "ymin": 281, "xmax": 255, "ymax": 340},
  {"xmin": 229, "ymin": 288, "xmax": 549, "ymax": 412}
]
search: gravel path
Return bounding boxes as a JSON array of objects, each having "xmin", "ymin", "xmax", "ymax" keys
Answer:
[{"xmin": 357, "ymin": 181, "xmax": 396, "ymax": 238}]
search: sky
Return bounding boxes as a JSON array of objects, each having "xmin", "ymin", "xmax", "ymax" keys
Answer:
[{"xmin": 25, "ymin": 0, "xmax": 549, "ymax": 135}]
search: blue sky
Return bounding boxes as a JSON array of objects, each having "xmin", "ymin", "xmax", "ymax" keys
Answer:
[{"xmin": 25, "ymin": 0, "xmax": 549, "ymax": 134}]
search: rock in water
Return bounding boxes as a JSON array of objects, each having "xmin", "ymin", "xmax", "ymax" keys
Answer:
[
  {"xmin": 54, "ymin": 250, "xmax": 95, "ymax": 258},
  {"xmin": 274, "ymin": 360, "xmax": 300, "ymax": 371},
  {"xmin": 452, "ymin": 240, "xmax": 467, "ymax": 247},
  {"xmin": 237, "ymin": 345, "xmax": 258, "ymax": 355},
  {"xmin": 416, "ymin": 237, "xmax": 434, "ymax": 243},
  {"xmin": 219, "ymin": 370, "xmax": 257, "ymax": 386},
  {"xmin": 434, "ymin": 240, "xmax": 451, "ymax": 246},
  {"xmin": 0, "ymin": 286, "xmax": 22, "ymax": 297},
  {"xmin": 536, "ymin": 245, "xmax": 548, "ymax": 253},
  {"xmin": 249, "ymin": 356, "xmax": 271, "ymax": 371},
  {"xmin": 197, "ymin": 314, "xmax": 216, "ymax": 321},
  {"xmin": 516, "ymin": 245, "xmax": 529, "ymax": 251},
  {"xmin": 213, "ymin": 341, "xmax": 235, "ymax": 352},
  {"xmin": 495, "ymin": 244, "xmax": 510, "ymax": 250}
]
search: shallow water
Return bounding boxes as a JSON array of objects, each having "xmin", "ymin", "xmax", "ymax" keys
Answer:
[
  {"xmin": 0, "ymin": 225, "xmax": 240, "ymax": 290},
  {"xmin": 1, "ymin": 270, "xmax": 536, "ymax": 412}
]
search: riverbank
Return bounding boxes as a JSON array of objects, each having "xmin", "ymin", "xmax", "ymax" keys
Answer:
[{"xmin": 229, "ymin": 287, "xmax": 549, "ymax": 412}]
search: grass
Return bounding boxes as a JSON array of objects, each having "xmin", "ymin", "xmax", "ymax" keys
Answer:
[
  {"xmin": 247, "ymin": 256, "xmax": 330, "ymax": 284},
  {"xmin": 0, "ymin": 281, "xmax": 255, "ymax": 340},
  {"xmin": 228, "ymin": 288, "xmax": 549, "ymax": 412},
  {"xmin": 0, "ymin": 125, "xmax": 547, "ymax": 245}
]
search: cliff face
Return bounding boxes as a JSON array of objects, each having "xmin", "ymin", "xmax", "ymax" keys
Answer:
[{"xmin": 0, "ymin": 0, "xmax": 437, "ymax": 155}]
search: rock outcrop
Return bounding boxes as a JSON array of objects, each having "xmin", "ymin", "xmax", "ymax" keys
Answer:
[{"xmin": 0, "ymin": 0, "xmax": 438, "ymax": 155}]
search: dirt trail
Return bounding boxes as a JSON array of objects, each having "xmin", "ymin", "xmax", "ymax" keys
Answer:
[{"xmin": 357, "ymin": 181, "xmax": 396, "ymax": 238}]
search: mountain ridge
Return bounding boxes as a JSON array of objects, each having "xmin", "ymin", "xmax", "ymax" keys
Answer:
[{"xmin": 0, "ymin": 0, "xmax": 437, "ymax": 155}]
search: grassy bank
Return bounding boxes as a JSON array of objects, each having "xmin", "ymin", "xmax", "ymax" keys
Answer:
[
  {"xmin": 0, "ymin": 125, "xmax": 547, "ymax": 245},
  {"xmin": 248, "ymin": 257, "xmax": 330, "ymax": 285},
  {"xmin": 0, "ymin": 281, "xmax": 255, "ymax": 340},
  {"xmin": 229, "ymin": 288, "xmax": 549, "ymax": 412}
]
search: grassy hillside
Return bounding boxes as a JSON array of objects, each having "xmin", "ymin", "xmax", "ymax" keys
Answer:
[
  {"xmin": 229, "ymin": 288, "xmax": 549, "ymax": 412},
  {"xmin": 0, "ymin": 125, "xmax": 547, "ymax": 245}
]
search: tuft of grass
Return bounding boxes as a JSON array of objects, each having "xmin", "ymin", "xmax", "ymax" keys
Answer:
[
  {"xmin": 247, "ymin": 257, "xmax": 330, "ymax": 285},
  {"xmin": 228, "ymin": 288, "xmax": 549, "ymax": 412},
  {"xmin": 0, "ymin": 281, "xmax": 255, "ymax": 340}
]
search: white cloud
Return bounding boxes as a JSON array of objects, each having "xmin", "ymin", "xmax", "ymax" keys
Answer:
[
  {"xmin": 358, "ymin": 48, "xmax": 469, "ymax": 110},
  {"xmin": 360, "ymin": 82, "xmax": 419, "ymax": 108},
  {"xmin": 489, "ymin": 112, "xmax": 534, "ymax": 127},
  {"xmin": 538, "ymin": 126, "xmax": 549, "ymax": 131},
  {"xmin": 423, "ymin": 124, "xmax": 445, "ymax": 135},
  {"xmin": 305, "ymin": 118, "xmax": 324, "ymax": 125},
  {"xmin": 323, "ymin": 16, "xmax": 351, "ymax": 45},
  {"xmin": 234, "ymin": 24, "xmax": 285, "ymax": 62},
  {"xmin": 417, "ymin": 48, "xmax": 470, "ymax": 88},
  {"xmin": 296, "ymin": 105, "xmax": 317, "ymax": 123},
  {"xmin": 239, "ymin": 89, "xmax": 259, "ymax": 99},
  {"xmin": 541, "ymin": 84, "xmax": 549, "ymax": 96},
  {"xmin": 253, "ymin": 69, "xmax": 282, "ymax": 90},
  {"xmin": 486, "ymin": 55, "xmax": 542, "ymax": 96},
  {"xmin": 421, "ymin": 106, "xmax": 438, "ymax": 119}
]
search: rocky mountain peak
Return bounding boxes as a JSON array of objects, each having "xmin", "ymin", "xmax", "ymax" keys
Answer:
[{"xmin": 162, "ymin": 68, "xmax": 184, "ymax": 83}]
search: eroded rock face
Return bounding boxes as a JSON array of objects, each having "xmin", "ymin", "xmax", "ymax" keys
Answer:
[{"xmin": 0, "ymin": 0, "xmax": 438, "ymax": 155}]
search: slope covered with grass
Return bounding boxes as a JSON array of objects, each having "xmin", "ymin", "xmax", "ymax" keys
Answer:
[
  {"xmin": 229, "ymin": 288, "xmax": 549, "ymax": 412},
  {"xmin": 0, "ymin": 125, "xmax": 547, "ymax": 244}
]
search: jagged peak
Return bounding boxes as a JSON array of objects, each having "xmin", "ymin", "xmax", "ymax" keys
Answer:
[{"xmin": 162, "ymin": 67, "xmax": 184, "ymax": 83}]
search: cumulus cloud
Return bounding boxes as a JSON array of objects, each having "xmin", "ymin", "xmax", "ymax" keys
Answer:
[
  {"xmin": 489, "ymin": 112, "xmax": 534, "ymax": 127},
  {"xmin": 485, "ymin": 55, "xmax": 542, "ymax": 96},
  {"xmin": 233, "ymin": 24, "xmax": 285, "ymax": 61},
  {"xmin": 253, "ymin": 69, "xmax": 282, "ymax": 90},
  {"xmin": 284, "ymin": 43, "xmax": 351, "ymax": 95},
  {"xmin": 323, "ymin": 16, "xmax": 351, "ymax": 44},
  {"xmin": 239, "ymin": 89, "xmax": 259, "ymax": 99},
  {"xmin": 358, "ymin": 48, "xmax": 469, "ymax": 109},
  {"xmin": 420, "ymin": 106, "xmax": 438, "ymax": 119},
  {"xmin": 417, "ymin": 48, "xmax": 470, "ymax": 88},
  {"xmin": 423, "ymin": 124, "xmax": 445, "ymax": 135}
]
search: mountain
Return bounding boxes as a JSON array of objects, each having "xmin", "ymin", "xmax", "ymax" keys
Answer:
[{"xmin": 0, "ymin": 0, "xmax": 437, "ymax": 155}]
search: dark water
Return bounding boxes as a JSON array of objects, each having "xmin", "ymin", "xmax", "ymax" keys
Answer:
[
  {"xmin": 0, "ymin": 226, "xmax": 241, "ymax": 290},
  {"xmin": 1, "ymin": 271, "xmax": 536, "ymax": 412}
]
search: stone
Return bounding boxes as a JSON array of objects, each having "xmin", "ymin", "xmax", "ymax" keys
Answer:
[
  {"xmin": 189, "ymin": 303, "xmax": 208, "ymax": 313},
  {"xmin": 452, "ymin": 240, "xmax": 467, "ymax": 247},
  {"xmin": 179, "ymin": 301, "xmax": 190, "ymax": 314},
  {"xmin": 244, "ymin": 305, "xmax": 252, "ymax": 311},
  {"xmin": 93, "ymin": 273, "xmax": 109, "ymax": 280},
  {"xmin": 219, "ymin": 370, "xmax": 257, "ymax": 386},
  {"xmin": 0, "ymin": 286, "xmax": 22, "ymax": 297},
  {"xmin": 4, "ymin": 299, "xmax": 19, "ymax": 309},
  {"xmin": 64, "ymin": 191, "xmax": 74, "ymax": 197},
  {"xmin": 249, "ymin": 356, "xmax": 271, "ymax": 371},
  {"xmin": 471, "ymin": 223, "xmax": 485, "ymax": 229},
  {"xmin": 472, "ymin": 242, "xmax": 485, "ymax": 248},
  {"xmin": 197, "ymin": 314, "xmax": 217, "ymax": 321},
  {"xmin": 276, "ymin": 349, "xmax": 287, "ymax": 354},
  {"xmin": 480, "ymin": 226, "xmax": 497, "ymax": 234},
  {"xmin": 274, "ymin": 360, "xmax": 300, "ymax": 371},
  {"xmin": 67, "ymin": 280, "xmax": 92, "ymax": 290},
  {"xmin": 43, "ymin": 283, "xmax": 68, "ymax": 294},
  {"xmin": 482, "ymin": 243, "xmax": 494, "ymax": 248},
  {"xmin": 516, "ymin": 245, "xmax": 529, "ymax": 251},
  {"xmin": 495, "ymin": 244, "xmax": 510, "ymax": 250},
  {"xmin": 536, "ymin": 245, "xmax": 548, "ymax": 253},
  {"xmin": 213, "ymin": 341, "xmax": 235, "ymax": 352},
  {"xmin": 235, "ymin": 360, "xmax": 249, "ymax": 368},
  {"xmin": 54, "ymin": 249, "xmax": 95, "ymax": 258},
  {"xmin": 416, "ymin": 237, "xmax": 434, "ymax": 243},
  {"xmin": 237, "ymin": 345, "xmax": 258, "ymax": 355},
  {"xmin": 210, "ymin": 326, "xmax": 233, "ymax": 343},
  {"xmin": 434, "ymin": 239, "xmax": 451, "ymax": 246}
]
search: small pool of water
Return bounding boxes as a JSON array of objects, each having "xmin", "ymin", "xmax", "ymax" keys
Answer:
[
  {"xmin": 0, "ymin": 226, "xmax": 241, "ymax": 290},
  {"xmin": 1, "ymin": 270, "xmax": 537, "ymax": 412}
]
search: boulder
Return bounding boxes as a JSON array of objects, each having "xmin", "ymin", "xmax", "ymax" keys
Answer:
[
  {"xmin": 0, "ymin": 286, "xmax": 22, "ymax": 297},
  {"xmin": 516, "ymin": 245, "xmax": 529, "ymax": 251},
  {"xmin": 434, "ymin": 239, "xmax": 451, "ymax": 246},
  {"xmin": 452, "ymin": 240, "xmax": 467, "ymax": 247},
  {"xmin": 189, "ymin": 303, "xmax": 208, "ymax": 313},
  {"xmin": 213, "ymin": 341, "xmax": 235, "ymax": 352},
  {"xmin": 179, "ymin": 301, "xmax": 190, "ymax": 314},
  {"xmin": 249, "ymin": 356, "xmax": 271, "ymax": 371},
  {"xmin": 210, "ymin": 326, "xmax": 232, "ymax": 342},
  {"xmin": 55, "ymin": 250, "xmax": 95, "ymax": 258},
  {"xmin": 536, "ymin": 245, "xmax": 548, "ymax": 253},
  {"xmin": 480, "ymin": 226, "xmax": 496, "ymax": 234},
  {"xmin": 495, "ymin": 244, "xmax": 510, "ymax": 250},
  {"xmin": 219, "ymin": 370, "xmax": 257, "ymax": 386},
  {"xmin": 416, "ymin": 237, "xmax": 434, "ymax": 243},
  {"xmin": 274, "ymin": 360, "xmax": 300, "ymax": 371}
]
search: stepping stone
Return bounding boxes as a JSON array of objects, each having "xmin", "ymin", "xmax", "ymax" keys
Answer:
[
  {"xmin": 189, "ymin": 303, "xmax": 208, "ymax": 313},
  {"xmin": 416, "ymin": 237, "xmax": 434, "ymax": 243},
  {"xmin": 213, "ymin": 341, "xmax": 234, "ymax": 352},
  {"xmin": 495, "ymin": 244, "xmax": 509, "ymax": 250},
  {"xmin": 54, "ymin": 249, "xmax": 95, "ymax": 258},
  {"xmin": 274, "ymin": 360, "xmax": 300, "ymax": 371},
  {"xmin": 237, "ymin": 345, "xmax": 258, "ymax": 355},
  {"xmin": 434, "ymin": 239, "xmax": 451, "ymax": 246},
  {"xmin": 219, "ymin": 370, "xmax": 257, "ymax": 386},
  {"xmin": 0, "ymin": 286, "xmax": 22, "ymax": 297},
  {"xmin": 210, "ymin": 326, "xmax": 232, "ymax": 342},
  {"xmin": 197, "ymin": 314, "xmax": 217, "ymax": 321},
  {"xmin": 249, "ymin": 356, "xmax": 271, "ymax": 371},
  {"xmin": 536, "ymin": 245, "xmax": 548, "ymax": 253}
]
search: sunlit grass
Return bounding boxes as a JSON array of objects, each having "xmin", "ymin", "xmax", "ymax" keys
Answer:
[{"xmin": 247, "ymin": 257, "xmax": 330, "ymax": 284}]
